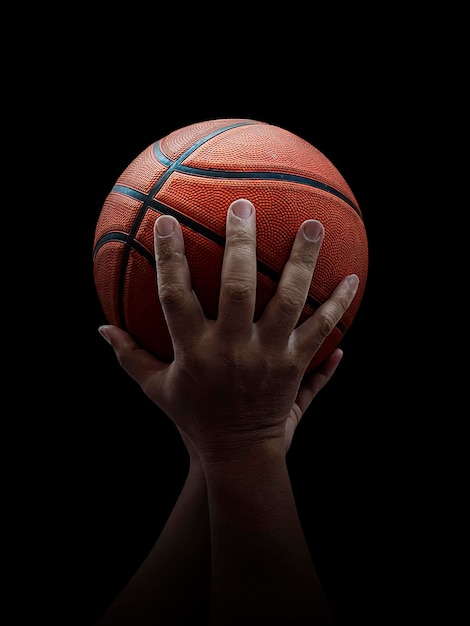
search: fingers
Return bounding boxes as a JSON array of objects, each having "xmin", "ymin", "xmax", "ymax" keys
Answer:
[
  {"xmin": 259, "ymin": 219, "xmax": 324, "ymax": 339},
  {"xmin": 295, "ymin": 348, "xmax": 344, "ymax": 415},
  {"xmin": 292, "ymin": 273, "xmax": 359, "ymax": 367},
  {"xmin": 136, "ymin": 207, "xmax": 356, "ymax": 379},
  {"xmin": 284, "ymin": 348, "xmax": 343, "ymax": 454},
  {"xmin": 154, "ymin": 215, "xmax": 206, "ymax": 351},
  {"xmin": 98, "ymin": 324, "xmax": 167, "ymax": 389},
  {"xmin": 216, "ymin": 199, "xmax": 257, "ymax": 338}
]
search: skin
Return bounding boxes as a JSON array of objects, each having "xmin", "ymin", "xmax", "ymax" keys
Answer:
[{"xmin": 96, "ymin": 198, "xmax": 359, "ymax": 625}]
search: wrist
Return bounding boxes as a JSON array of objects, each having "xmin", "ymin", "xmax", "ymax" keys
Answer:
[
  {"xmin": 196, "ymin": 430, "xmax": 286, "ymax": 465},
  {"xmin": 200, "ymin": 442, "xmax": 296, "ymax": 533},
  {"xmin": 199, "ymin": 440, "xmax": 287, "ymax": 482}
]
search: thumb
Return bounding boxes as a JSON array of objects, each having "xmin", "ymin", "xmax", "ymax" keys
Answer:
[{"xmin": 98, "ymin": 325, "xmax": 168, "ymax": 387}]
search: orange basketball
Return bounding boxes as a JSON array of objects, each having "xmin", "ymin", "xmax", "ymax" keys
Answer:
[{"xmin": 93, "ymin": 118, "xmax": 368, "ymax": 373}]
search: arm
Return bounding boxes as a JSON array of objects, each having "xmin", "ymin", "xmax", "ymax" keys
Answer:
[
  {"xmin": 95, "ymin": 355, "xmax": 344, "ymax": 626},
  {"xmin": 203, "ymin": 445, "xmax": 332, "ymax": 626},
  {"xmin": 97, "ymin": 198, "xmax": 358, "ymax": 625}
]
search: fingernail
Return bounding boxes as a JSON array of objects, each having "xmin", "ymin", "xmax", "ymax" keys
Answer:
[
  {"xmin": 303, "ymin": 220, "xmax": 323, "ymax": 241},
  {"xmin": 347, "ymin": 274, "xmax": 359, "ymax": 290},
  {"xmin": 98, "ymin": 326, "xmax": 111, "ymax": 344},
  {"xmin": 156, "ymin": 215, "xmax": 175, "ymax": 236},
  {"xmin": 231, "ymin": 199, "xmax": 253, "ymax": 219}
]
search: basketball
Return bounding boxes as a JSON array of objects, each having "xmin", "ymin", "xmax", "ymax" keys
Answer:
[{"xmin": 93, "ymin": 118, "xmax": 368, "ymax": 373}]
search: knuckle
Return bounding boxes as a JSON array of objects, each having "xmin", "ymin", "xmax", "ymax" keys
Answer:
[
  {"xmin": 158, "ymin": 281, "xmax": 187, "ymax": 310},
  {"xmin": 277, "ymin": 285, "xmax": 306, "ymax": 314},
  {"xmin": 115, "ymin": 346, "xmax": 135, "ymax": 372},
  {"xmin": 156, "ymin": 245, "xmax": 182, "ymax": 265},
  {"xmin": 223, "ymin": 277, "xmax": 253, "ymax": 302},
  {"xmin": 316, "ymin": 307, "xmax": 339, "ymax": 339},
  {"xmin": 292, "ymin": 246, "xmax": 317, "ymax": 268},
  {"xmin": 228, "ymin": 226, "xmax": 254, "ymax": 248}
]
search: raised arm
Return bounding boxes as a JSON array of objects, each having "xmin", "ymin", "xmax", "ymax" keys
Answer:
[{"xmin": 97, "ymin": 198, "xmax": 358, "ymax": 625}]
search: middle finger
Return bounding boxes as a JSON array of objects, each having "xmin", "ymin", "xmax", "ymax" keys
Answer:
[{"xmin": 216, "ymin": 199, "xmax": 257, "ymax": 338}]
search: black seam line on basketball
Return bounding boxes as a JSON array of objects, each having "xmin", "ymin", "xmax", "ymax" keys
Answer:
[
  {"xmin": 113, "ymin": 122, "xmax": 257, "ymax": 329},
  {"xmin": 93, "ymin": 232, "xmax": 155, "ymax": 266},
  {"xmin": 112, "ymin": 167, "xmax": 360, "ymax": 222},
  {"xmin": 155, "ymin": 161, "xmax": 361, "ymax": 218}
]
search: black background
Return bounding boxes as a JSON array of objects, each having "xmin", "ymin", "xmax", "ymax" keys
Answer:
[
  {"xmin": 20, "ymin": 16, "xmax": 445, "ymax": 626},
  {"xmin": 70, "ymin": 109, "xmax": 398, "ymax": 625}
]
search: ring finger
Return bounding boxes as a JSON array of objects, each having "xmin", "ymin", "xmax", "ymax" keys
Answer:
[{"xmin": 259, "ymin": 219, "xmax": 324, "ymax": 340}]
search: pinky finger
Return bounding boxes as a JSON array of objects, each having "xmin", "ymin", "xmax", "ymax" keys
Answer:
[
  {"xmin": 292, "ymin": 274, "xmax": 359, "ymax": 367},
  {"xmin": 295, "ymin": 348, "xmax": 344, "ymax": 415}
]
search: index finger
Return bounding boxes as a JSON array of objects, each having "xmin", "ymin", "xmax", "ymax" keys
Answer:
[{"xmin": 154, "ymin": 214, "xmax": 206, "ymax": 350}]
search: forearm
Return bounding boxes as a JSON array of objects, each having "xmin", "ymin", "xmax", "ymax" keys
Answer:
[
  {"xmin": 96, "ymin": 459, "xmax": 210, "ymax": 625},
  {"xmin": 202, "ymin": 443, "xmax": 333, "ymax": 626}
]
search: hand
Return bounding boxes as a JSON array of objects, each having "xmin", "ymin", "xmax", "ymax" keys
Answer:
[{"xmin": 99, "ymin": 198, "xmax": 359, "ymax": 461}]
